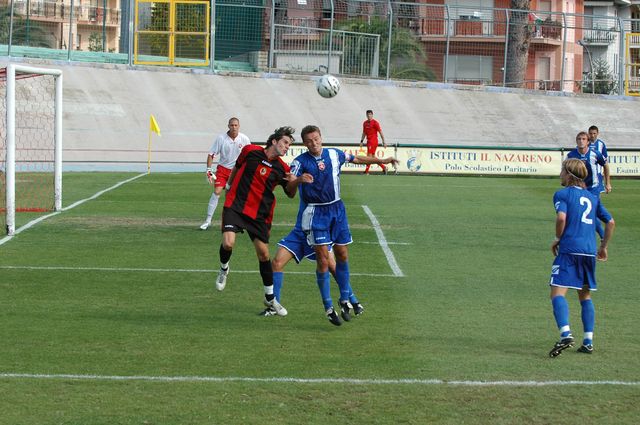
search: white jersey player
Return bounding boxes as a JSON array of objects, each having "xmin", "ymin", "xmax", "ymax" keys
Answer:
[{"xmin": 200, "ymin": 117, "xmax": 251, "ymax": 230}]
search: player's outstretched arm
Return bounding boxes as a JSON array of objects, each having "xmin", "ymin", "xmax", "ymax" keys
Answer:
[{"xmin": 352, "ymin": 155, "xmax": 398, "ymax": 167}]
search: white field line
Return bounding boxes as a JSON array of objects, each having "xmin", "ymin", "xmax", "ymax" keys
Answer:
[
  {"xmin": 0, "ymin": 173, "xmax": 147, "ymax": 247},
  {"xmin": 359, "ymin": 241, "xmax": 411, "ymax": 245},
  {"xmin": 362, "ymin": 205, "xmax": 404, "ymax": 277},
  {"xmin": 0, "ymin": 265, "xmax": 399, "ymax": 278},
  {"xmin": 0, "ymin": 373, "xmax": 638, "ymax": 387}
]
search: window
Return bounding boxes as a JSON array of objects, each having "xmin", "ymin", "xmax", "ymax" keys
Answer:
[
  {"xmin": 447, "ymin": 55, "xmax": 493, "ymax": 83},
  {"xmin": 584, "ymin": 6, "xmax": 593, "ymax": 29},
  {"xmin": 447, "ymin": 0, "xmax": 494, "ymax": 20},
  {"xmin": 538, "ymin": 1, "xmax": 552, "ymax": 13}
]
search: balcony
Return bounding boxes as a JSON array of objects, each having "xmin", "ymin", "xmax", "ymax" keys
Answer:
[
  {"xmin": 582, "ymin": 28, "xmax": 616, "ymax": 45},
  {"xmin": 9, "ymin": 1, "xmax": 120, "ymax": 26}
]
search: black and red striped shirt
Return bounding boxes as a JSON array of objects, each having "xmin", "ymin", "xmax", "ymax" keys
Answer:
[{"xmin": 224, "ymin": 144, "xmax": 290, "ymax": 225}]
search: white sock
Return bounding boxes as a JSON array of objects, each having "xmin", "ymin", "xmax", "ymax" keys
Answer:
[{"xmin": 205, "ymin": 193, "xmax": 219, "ymax": 222}]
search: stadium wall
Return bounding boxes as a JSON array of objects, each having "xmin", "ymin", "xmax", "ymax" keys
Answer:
[{"xmin": 1, "ymin": 59, "xmax": 639, "ymax": 173}]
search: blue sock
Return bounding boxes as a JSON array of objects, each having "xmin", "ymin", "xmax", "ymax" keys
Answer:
[
  {"xmin": 552, "ymin": 296, "xmax": 572, "ymax": 338},
  {"xmin": 335, "ymin": 261, "xmax": 354, "ymax": 303},
  {"xmin": 316, "ymin": 271, "xmax": 332, "ymax": 310},
  {"xmin": 273, "ymin": 272, "xmax": 283, "ymax": 303},
  {"xmin": 581, "ymin": 299, "xmax": 595, "ymax": 345}
]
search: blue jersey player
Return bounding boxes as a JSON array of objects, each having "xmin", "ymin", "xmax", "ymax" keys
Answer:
[
  {"xmin": 286, "ymin": 125, "xmax": 398, "ymax": 326},
  {"xmin": 567, "ymin": 131, "xmax": 609, "ymax": 239},
  {"xmin": 266, "ymin": 197, "xmax": 364, "ymax": 319},
  {"xmin": 587, "ymin": 125, "xmax": 612, "ymax": 194},
  {"xmin": 548, "ymin": 158, "xmax": 615, "ymax": 358}
]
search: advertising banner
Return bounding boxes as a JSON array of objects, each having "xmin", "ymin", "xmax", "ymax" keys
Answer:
[
  {"xmin": 281, "ymin": 145, "xmax": 639, "ymax": 177},
  {"xmin": 607, "ymin": 151, "xmax": 640, "ymax": 176}
]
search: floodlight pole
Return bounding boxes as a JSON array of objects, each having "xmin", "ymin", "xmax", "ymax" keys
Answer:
[{"xmin": 578, "ymin": 40, "xmax": 595, "ymax": 94}]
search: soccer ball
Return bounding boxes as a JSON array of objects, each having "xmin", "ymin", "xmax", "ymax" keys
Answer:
[{"xmin": 316, "ymin": 74, "xmax": 341, "ymax": 98}]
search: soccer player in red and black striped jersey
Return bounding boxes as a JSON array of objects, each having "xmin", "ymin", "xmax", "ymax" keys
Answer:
[{"xmin": 215, "ymin": 126, "xmax": 299, "ymax": 317}]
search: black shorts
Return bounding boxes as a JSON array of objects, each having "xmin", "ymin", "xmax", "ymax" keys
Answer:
[{"xmin": 221, "ymin": 207, "xmax": 270, "ymax": 244}]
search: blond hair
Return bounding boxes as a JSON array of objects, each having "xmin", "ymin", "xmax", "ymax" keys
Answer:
[{"xmin": 563, "ymin": 158, "xmax": 587, "ymax": 187}]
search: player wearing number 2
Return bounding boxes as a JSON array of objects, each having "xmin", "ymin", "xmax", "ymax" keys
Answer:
[
  {"xmin": 200, "ymin": 117, "xmax": 251, "ymax": 230},
  {"xmin": 548, "ymin": 157, "xmax": 615, "ymax": 358}
]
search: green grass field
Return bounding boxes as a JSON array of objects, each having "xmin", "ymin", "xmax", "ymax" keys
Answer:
[{"xmin": 1, "ymin": 172, "xmax": 639, "ymax": 424}]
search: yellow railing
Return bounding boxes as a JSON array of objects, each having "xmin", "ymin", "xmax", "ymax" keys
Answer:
[
  {"xmin": 134, "ymin": 0, "xmax": 209, "ymax": 66},
  {"xmin": 625, "ymin": 33, "xmax": 640, "ymax": 96}
]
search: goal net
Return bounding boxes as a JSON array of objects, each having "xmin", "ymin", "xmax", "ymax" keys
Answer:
[{"xmin": 0, "ymin": 64, "xmax": 63, "ymax": 236}]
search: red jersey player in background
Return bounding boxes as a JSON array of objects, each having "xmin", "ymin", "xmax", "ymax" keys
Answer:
[{"xmin": 359, "ymin": 109, "xmax": 387, "ymax": 175}]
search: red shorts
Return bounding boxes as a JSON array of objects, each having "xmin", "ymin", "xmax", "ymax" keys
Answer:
[
  {"xmin": 365, "ymin": 141, "xmax": 379, "ymax": 155},
  {"xmin": 214, "ymin": 165, "xmax": 232, "ymax": 188}
]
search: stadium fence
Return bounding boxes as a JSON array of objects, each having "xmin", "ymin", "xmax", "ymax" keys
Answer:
[{"xmin": 1, "ymin": 0, "xmax": 639, "ymax": 94}]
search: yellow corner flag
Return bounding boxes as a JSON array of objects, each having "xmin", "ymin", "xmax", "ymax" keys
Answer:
[
  {"xmin": 150, "ymin": 114, "xmax": 161, "ymax": 136},
  {"xmin": 148, "ymin": 115, "xmax": 161, "ymax": 174}
]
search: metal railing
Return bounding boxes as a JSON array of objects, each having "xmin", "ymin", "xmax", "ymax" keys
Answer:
[{"xmin": 1, "ymin": 0, "xmax": 638, "ymax": 94}]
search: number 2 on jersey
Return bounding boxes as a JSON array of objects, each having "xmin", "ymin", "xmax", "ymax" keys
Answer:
[{"xmin": 579, "ymin": 196, "xmax": 593, "ymax": 224}]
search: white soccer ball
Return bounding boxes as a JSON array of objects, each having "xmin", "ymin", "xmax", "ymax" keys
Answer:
[{"xmin": 316, "ymin": 74, "xmax": 341, "ymax": 98}]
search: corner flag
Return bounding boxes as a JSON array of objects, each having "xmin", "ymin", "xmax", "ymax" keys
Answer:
[
  {"xmin": 148, "ymin": 115, "xmax": 161, "ymax": 174},
  {"xmin": 150, "ymin": 115, "xmax": 161, "ymax": 136}
]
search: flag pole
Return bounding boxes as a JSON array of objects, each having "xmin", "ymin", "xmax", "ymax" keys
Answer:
[
  {"xmin": 147, "ymin": 129, "xmax": 152, "ymax": 174},
  {"xmin": 148, "ymin": 115, "xmax": 161, "ymax": 174}
]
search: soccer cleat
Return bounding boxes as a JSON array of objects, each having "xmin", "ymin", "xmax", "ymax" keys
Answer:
[
  {"xmin": 264, "ymin": 297, "xmax": 288, "ymax": 317},
  {"xmin": 215, "ymin": 267, "xmax": 229, "ymax": 291},
  {"xmin": 353, "ymin": 302, "xmax": 365, "ymax": 316},
  {"xmin": 577, "ymin": 344, "xmax": 594, "ymax": 354},
  {"xmin": 259, "ymin": 307, "xmax": 278, "ymax": 317},
  {"xmin": 340, "ymin": 301, "xmax": 353, "ymax": 322},
  {"xmin": 199, "ymin": 221, "xmax": 211, "ymax": 230},
  {"xmin": 549, "ymin": 337, "xmax": 575, "ymax": 358},
  {"xmin": 326, "ymin": 307, "xmax": 342, "ymax": 326}
]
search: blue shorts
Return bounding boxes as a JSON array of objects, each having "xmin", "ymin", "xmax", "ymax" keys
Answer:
[
  {"xmin": 301, "ymin": 201, "xmax": 353, "ymax": 246},
  {"xmin": 549, "ymin": 253, "xmax": 597, "ymax": 290},
  {"xmin": 277, "ymin": 228, "xmax": 332, "ymax": 263}
]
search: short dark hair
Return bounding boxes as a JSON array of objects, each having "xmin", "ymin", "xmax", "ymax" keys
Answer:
[
  {"xmin": 301, "ymin": 125, "xmax": 321, "ymax": 140},
  {"xmin": 588, "ymin": 125, "xmax": 599, "ymax": 132},
  {"xmin": 228, "ymin": 117, "xmax": 239, "ymax": 124},
  {"xmin": 267, "ymin": 126, "xmax": 295, "ymax": 147},
  {"xmin": 366, "ymin": 110, "xmax": 373, "ymax": 114}
]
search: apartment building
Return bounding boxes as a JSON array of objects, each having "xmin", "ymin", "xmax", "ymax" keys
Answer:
[{"xmin": 2, "ymin": 0, "xmax": 122, "ymax": 52}]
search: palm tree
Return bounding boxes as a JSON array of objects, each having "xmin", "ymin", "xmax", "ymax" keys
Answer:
[{"xmin": 338, "ymin": 17, "xmax": 436, "ymax": 81}]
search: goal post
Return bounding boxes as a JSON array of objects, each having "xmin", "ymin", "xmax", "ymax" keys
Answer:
[{"xmin": 1, "ymin": 64, "xmax": 63, "ymax": 236}]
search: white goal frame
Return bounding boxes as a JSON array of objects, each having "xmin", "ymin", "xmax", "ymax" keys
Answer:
[{"xmin": 4, "ymin": 64, "xmax": 63, "ymax": 236}]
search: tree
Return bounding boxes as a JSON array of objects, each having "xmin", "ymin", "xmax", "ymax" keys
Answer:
[
  {"xmin": 0, "ymin": 6, "xmax": 52, "ymax": 48},
  {"xmin": 505, "ymin": 1, "xmax": 531, "ymax": 87},
  {"xmin": 88, "ymin": 32, "xmax": 103, "ymax": 52},
  {"xmin": 338, "ymin": 17, "xmax": 436, "ymax": 81},
  {"xmin": 583, "ymin": 58, "xmax": 618, "ymax": 95}
]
